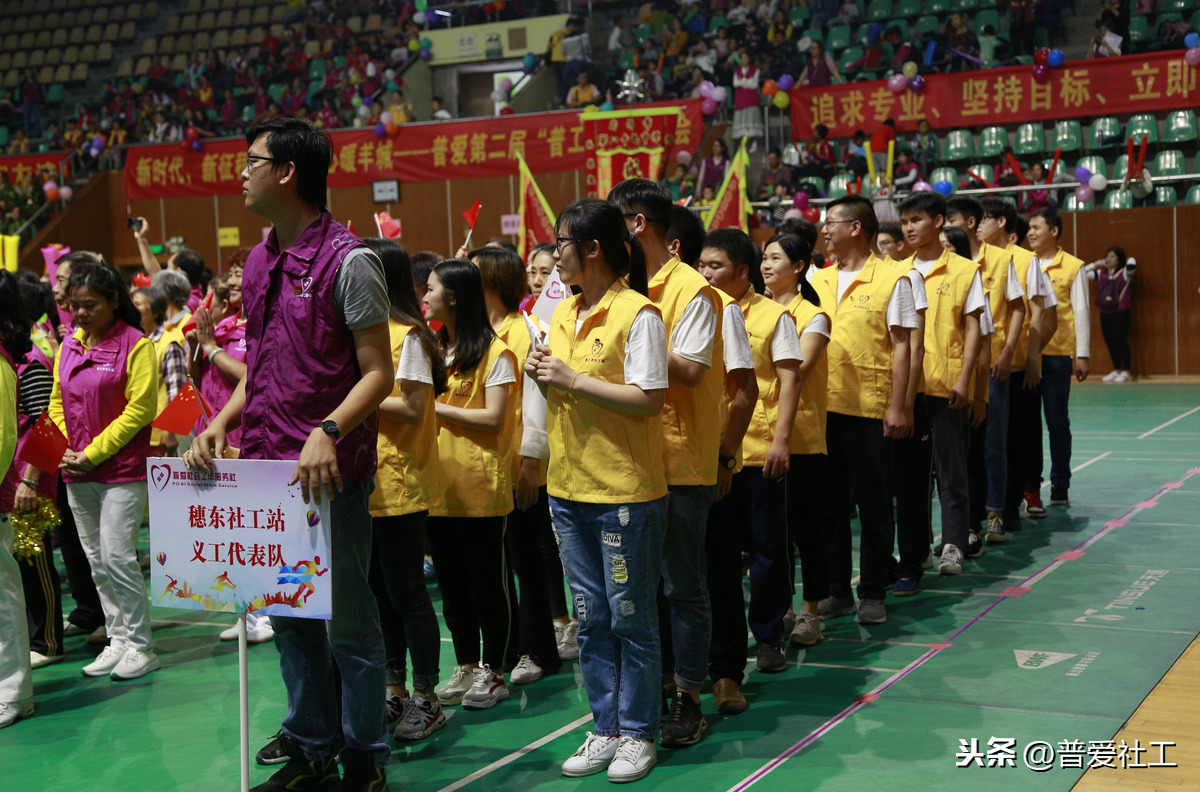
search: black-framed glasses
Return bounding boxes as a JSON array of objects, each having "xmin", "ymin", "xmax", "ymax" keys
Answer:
[
  {"xmin": 824, "ymin": 219, "xmax": 858, "ymax": 225},
  {"xmin": 245, "ymin": 154, "xmax": 282, "ymax": 171},
  {"xmin": 555, "ymin": 237, "xmax": 586, "ymax": 252}
]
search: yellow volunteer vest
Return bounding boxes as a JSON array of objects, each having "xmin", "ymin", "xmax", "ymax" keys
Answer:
[
  {"xmin": 714, "ymin": 289, "xmax": 745, "ymax": 474},
  {"xmin": 648, "ymin": 256, "xmax": 724, "ymax": 487},
  {"xmin": 786, "ymin": 293, "xmax": 829, "ymax": 455},
  {"xmin": 1008, "ymin": 244, "xmax": 1037, "ymax": 369},
  {"xmin": 494, "ymin": 312, "xmax": 549, "ymax": 487},
  {"xmin": 370, "ymin": 320, "xmax": 440, "ymax": 518},
  {"xmin": 811, "ymin": 255, "xmax": 905, "ymax": 420},
  {"xmin": 150, "ymin": 324, "xmax": 187, "ymax": 447},
  {"xmin": 545, "ymin": 282, "xmax": 667, "ymax": 504},
  {"xmin": 430, "ymin": 337, "xmax": 517, "ymax": 518},
  {"xmin": 1039, "ymin": 248, "xmax": 1085, "ymax": 358},
  {"xmin": 733, "ymin": 287, "xmax": 787, "ymax": 465},
  {"xmin": 898, "ymin": 250, "xmax": 977, "ymax": 400},
  {"xmin": 978, "ymin": 241, "xmax": 1015, "ymax": 362}
]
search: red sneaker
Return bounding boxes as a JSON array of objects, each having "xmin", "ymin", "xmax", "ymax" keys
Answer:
[{"xmin": 1023, "ymin": 490, "xmax": 1047, "ymax": 519}]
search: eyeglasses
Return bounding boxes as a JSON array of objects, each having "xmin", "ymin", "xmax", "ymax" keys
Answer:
[
  {"xmin": 823, "ymin": 219, "xmax": 858, "ymax": 226},
  {"xmin": 244, "ymin": 154, "xmax": 281, "ymax": 171},
  {"xmin": 555, "ymin": 237, "xmax": 587, "ymax": 252}
]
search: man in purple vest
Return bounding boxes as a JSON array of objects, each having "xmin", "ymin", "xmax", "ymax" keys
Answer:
[{"xmin": 189, "ymin": 118, "xmax": 395, "ymax": 792}]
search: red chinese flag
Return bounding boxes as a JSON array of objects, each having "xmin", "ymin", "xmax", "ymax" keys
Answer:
[
  {"xmin": 17, "ymin": 410, "xmax": 70, "ymax": 474},
  {"xmin": 180, "ymin": 291, "xmax": 214, "ymax": 336},
  {"xmin": 461, "ymin": 199, "xmax": 482, "ymax": 230},
  {"xmin": 376, "ymin": 211, "xmax": 402, "ymax": 239},
  {"xmin": 152, "ymin": 382, "xmax": 214, "ymax": 435}
]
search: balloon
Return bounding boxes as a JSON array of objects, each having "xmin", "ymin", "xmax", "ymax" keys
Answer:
[
  {"xmin": 500, "ymin": 78, "xmax": 513, "ymax": 92},
  {"xmin": 415, "ymin": 0, "xmax": 427, "ymax": 9},
  {"xmin": 934, "ymin": 180, "xmax": 953, "ymax": 196},
  {"xmin": 698, "ymin": 80, "xmax": 715, "ymax": 98},
  {"xmin": 1032, "ymin": 64, "xmax": 1050, "ymax": 82},
  {"xmin": 89, "ymin": 145, "xmax": 101, "ymax": 158},
  {"xmin": 778, "ymin": 74, "xmax": 795, "ymax": 91},
  {"xmin": 184, "ymin": 125, "xmax": 199, "ymax": 141},
  {"xmin": 888, "ymin": 73, "xmax": 908, "ymax": 93},
  {"xmin": 701, "ymin": 97, "xmax": 718, "ymax": 115},
  {"xmin": 419, "ymin": 49, "xmax": 432, "ymax": 60},
  {"xmin": 772, "ymin": 91, "xmax": 790, "ymax": 109},
  {"xmin": 385, "ymin": 123, "xmax": 398, "ymax": 136},
  {"xmin": 374, "ymin": 122, "xmax": 387, "ymax": 137},
  {"xmin": 901, "ymin": 61, "xmax": 918, "ymax": 79},
  {"xmin": 413, "ymin": 11, "xmax": 426, "ymax": 24},
  {"xmin": 523, "ymin": 53, "xmax": 537, "ymax": 70},
  {"xmin": 59, "ymin": 186, "xmax": 73, "ymax": 201},
  {"xmin": 908, "ymin": 75, "xmax": 925, "ymax": 92},
  {"xmin": 191, "ymin": 139, "xmax": 204, "ymax": 152},
  {"xmin": 1033, "ymin": 48, "xmax": 1050, "ymax": 66},
  {"xmin": 45, "ymin": 187, "xmax": 59, "ymax": 201},
  {"xmin": 499, "ymin": 105, "xmax": 515, "ymax": 115},
  {"xmin": 357, "ymin": 104, "xmax": 371, "ymax": 119},
  {"xmin": 784, "ymin": 208, "xmax": 803, "ymax": 220},
  {"xmin": 762, "ymin": 80, "xmax": 779, "ymax": 97},
  {"xmin": 92, "ymin": 135, "xmax": 105, "ymax": 151},
  {"xmin": 379, "ymin": 111, "xmax": 393, "ymax": 125},
  {"xmin": 1186, "ymin": 47, "xmax": 1200, "ymax": 67},
  {"xmin": 180, "ymin": 139, "xmax": 192, "ymax": 151},
  {"xmin": 42, "ymin": 180, "xmax": 56, "ymax": 192},
  {"xmin": 361, "ymin": 94, "xmax": 372, "ymax": 106},
  {"xmin": 793, "ymin": 192, "xmax": 809, "ymax": 209},
  {"xmin": 483, "ymin": 2, "xmax": 495, "ymax": 13},
  {"xmin": 495, "ymin": 0, "xmax": 506, "ymax": 9},
  {"xmin": 676, "ymin": 150, "xmax": 692, "ymax": 165},
  {"xmin": 351, "ymin": 95, "xmax": 363, "ymax": 107},
  {"xmin": 408, "ymin": 39, "xmax": 420, "ymax": 52},
  {"xmin": 912, "ymin": 180, "xmax": 932, "ymax": 192},
  {"xmin": 600, "ymin": 101, "xmax": 614, "ymax": 111},
  {"xmin": 420, "ymin": 37, "xmax": 432, "ymax": 50},
  {"xmin": 1089, "ymin": 173, "xmax": 1107, "ymax": 191},
  {"xmin": 1186, "ymin": 33, "xmax": 1200, "ymax": 49},
  {"xmin": 801, "ymin": 206, "xmax": 821, "ymax": 223},
  {"xmin": 1074, "ymin": 185, "xmax": 1093, "ymax": 203},
  {"xmin": 383, "ymin": 69, "xmax": 395, "ymax": 81},
  {"xmin": 712, "ymin": 86, "xmax": 727, "ymax": 103},
  {"xmin": 1047, "ymin": 49, "xmax": 1064, "ymax": 68},
  {"xmin": 1074, "ymin": 166, "xmax": 1091, "ymax": 182}
]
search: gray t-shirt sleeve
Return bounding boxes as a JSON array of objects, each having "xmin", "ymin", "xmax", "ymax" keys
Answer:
[{"xmin": 333, "ymin": 247, "xmax": 391, "ymax": 330}]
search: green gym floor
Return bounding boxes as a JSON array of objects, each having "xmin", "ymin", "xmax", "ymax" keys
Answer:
[{"xmin": 4, "ymin": 383, "xmax": 1200, "ymax": 791}]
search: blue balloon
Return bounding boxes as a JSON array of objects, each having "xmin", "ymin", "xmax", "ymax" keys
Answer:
[
  {"xmin": 1186, "ymin": 33, "xmax": 1200, "ymax": 50},
  {"xmin": 933, "ymin": 180, "xmax": 953, "ymax": 196},
  {"xmin": 1047, "ymin": 48, "xmax": 1064, "ymax": 68},
  {"xmin": 600, "ymin": 101, "xmax": 615, "ymax": 111}
]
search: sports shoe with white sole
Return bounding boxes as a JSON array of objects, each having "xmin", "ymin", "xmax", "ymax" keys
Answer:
[
  {"xmin": 436, "ymin": 664, "xmax": 477, "ymax": 706},
  {"xmin": 219, "ymin": 613, "xmax": 275, "ymax": 643},
  {"xmin": 510, "ymin": 654, "xmax": 544, "ymax": 685},
  {"xmin": 939, "ymin": 544, "xmax": 964, "ymax": 575},
  {"xmin": 111, "ymin": 649, "xmax": 160, "ymax": 680},
  {"xmin": 816, "ymin": 594, "xmax": 856, "ymax": 620},
  {"xmin": 393, "ymin": 692, "xmax": 448, "ymax": 741},
  {"xmin": 462, "ymin": 665, "xmax": 509, "ymax": 710},
  {"xmin": 82, "ymin": 645, "xmax": 127, "ymax": 677},
  {"xmin": 30, "ymin": 651, "xmax": 65, "ymax": 669},
  {"xmin": 0, "ymin": 700, "xmax": 34, "ymax": 728},
  {"xmin": 385, "ymin": 693, "xmax": 408, "ymax": 729},
  {"xmin": 561, "ymin": 732, "xmax": 620, "ymax": 777},
  {"xmin": 608, "ymin": 737, "xmax": 656, "ymax": 783},
  {"xmin": 557, "ymin": 620, "xmax": 580, "ymax": 661},
  {"xmin": 1102, "ymin": 370, "xmax": 1119, "ymax": 383},
  {"xmin": 965, "ymin": 530, "xmax": 985, "ymax": 559},
  {"xmin": 789, "ymin": 612, "xmax": 822, "ymax": 646},
  {"xmin": 985, "ymin": 513, "xmax": 1007, "ymax": 544},
  {"xmin": 856, "ymin": 598, "xmax": 887, "ymax": 625}
]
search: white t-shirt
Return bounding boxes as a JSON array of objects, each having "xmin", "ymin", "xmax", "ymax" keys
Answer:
[
  {"xmin": 396, "ymin": 334, "xmax": 434, "ymax": 385},
  {"xmin": 1023, "ymin": 260, "xmax": 1057, "ymax": 308},
  {"xmin": 802, "ymin": 313, "xmax": 832, "ymax": 339},
  {"xmin": 770, "ymin": 312, "xmax": 804, "ymax": 362},
  {"xmin": 670, "ymin": 293, "xmax": 719, "ymax": 367},
  {"xmin": 722, "ymin": 304, "xmax": 755, "ymax": 372},
  {"xmin": 483, "ymin": 352, "xmax": 518, "ymax": 389},
  {"xmin": 605, "ymin": 307, "xmax": 670, "ymax": 391},
  {"xmin": 980, "ymin": 299, "xmax": 995, "ymax": 336},
  {"xmin": 905, "ymin": 269, "xmax": 928, "ymax": 312}
]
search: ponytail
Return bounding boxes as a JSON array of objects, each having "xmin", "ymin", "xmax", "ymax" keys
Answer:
[
  {"xmin": 627, "ymin": 235, "xmax": 649, "ymax": 297},
  {"xmin": 557, "ymin": 198, "xmax": 651, "ymax": 295},
  {"xmin": 767, "ymin": 233, "xmax": 821, "ymax": 308}
]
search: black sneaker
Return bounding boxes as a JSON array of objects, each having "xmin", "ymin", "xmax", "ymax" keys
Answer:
[
  {"xmin": 1050, "ymin": 485, "xmax": 1069, "ymax": 506},
  {"xmin": 755, "ymin": 640, "xmax": 788, "ymax": 674},
  {"xmin": 256, "ymin": 730, "xmax": 297, "ymax": 766},
  {"xmin": 965, "ymin": 530, "xmax": 985, "ymax": 559},
  {"xmin": 341, "ymin": 761, "xmax": 390, "ymax": 792},
  {"xmin": 660, "ymin": 690, "xmax": 707, "ymax": 748},
  {"xmin": 249, "ymin": 752, "xmax": 339, "ymax": 792}
]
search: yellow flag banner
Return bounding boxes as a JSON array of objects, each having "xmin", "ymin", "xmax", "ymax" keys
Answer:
[
  {"xmin": 705, "ymin": 140, "xmax": 749, "ymax": 232},
  {"xmin": 516, "ymin": 154, "xmax": 558, "ymax": 261},
  {"xmin": 2, "ymin": 235, "xmax": 19, "ymax": 272}
]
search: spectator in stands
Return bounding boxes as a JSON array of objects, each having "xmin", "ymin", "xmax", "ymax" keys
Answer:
[
  {"xmin": 1019, "ymin": 162, "xmax": 1053, "ymax": 214},
  {"xmin": 767, "ymin": 9, "xmax": 793, "ymax": 42},
  {"xmin": 1090, "ymin": 14, "xmax": 1124, "ymax": 57},
  {"xmin": 978, "ymin": 25, "xmax": 1002, "ymax": 66},
  {"xmin": 892, "ymin": 149, "xmax": 920, "ymax": 192},
  {"xmin": 732, "ymin": 56, "xmax": 764, "ymax": 153},
  {"xmin": 432, "ymin": 97, "xmax": 453, "ymax": 121},
  {"xmin": 698, "ymin": 138, "xmax": 732, "ymax": 196},
  {"xmin": 1151, "ymin": 17, "xmax": 1195, "ymax": 51},
  {"xmin": 1008, "ymin": 0, "xmax": 1036, "ymax": 53},
  {"xmin": 946, "ymin": 13, "xmax": 981, "ymax": 71},
  {"xmin": 911, "ymin": 119, "xmax": 938, "ymax": 176},
  {"xmin": 799, "ymin": 41, "xmax": 841, "ymax": 87},
  {"xmin": 844, "ymin": 129, "xmax": 869, "ymax": 177},
  {"xmin": 1122, "ymin": 167, "xmax": 1156, "ymax": 207},
  {"xmin": 664, "ymin": 163, "xmax": 696, "ymax": 202},
  {"xmin": 566, "ymin": 71, "xmax": 602, "ymax": 109},
  {"xmin": 870, "ymin": 119, "xmax": 896, "ymax": 178},
  {"xmin": 19, "ymin": 69, "xmax": 44, "ymax": 139},
  {"xmin": 758, "ymin": 148, "xmax": 793, "ymax": 197},
  {"xmin": 562, "ymin": 17, "xmax": 593, "ymax": 104},
  {"xmin": 609, "ymin": 17, "xmax": 630, "ymax": 56},
  {"xmin": 995, "ymin": 147, "xmax": 1024, "ymax": 187},
  {"xmin": 6, "ymin": 131, "xmax": 29, "ymax": 156}
]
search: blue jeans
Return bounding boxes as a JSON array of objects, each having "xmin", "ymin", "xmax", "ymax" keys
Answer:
[
  {"xmin": 549, "ymin": 496, "xmax": 667, "ymax": 741},
  {"xmin": 984, "ymin": 372, "xmax": 1012, "ymax": 512},
  {"xmin": 1036, "ymin": 355, "xmax": 1074, "ymax": 489},
  {"xmin": 662, "ymin": 484, "xmax": 715, "ymax": 690},
  {"xmin": 271, "ymin": 477, "xmax": 389, "ymax": 767}
]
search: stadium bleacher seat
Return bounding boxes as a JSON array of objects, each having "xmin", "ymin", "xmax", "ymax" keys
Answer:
[
  {"xmin": 1164, "ymin": 110, "xmax": 1198, "ymax": 143},
  {"xmin": 1128, "ymin": 16, "xmax": 1149, "ymax": 49},
  {"xmin": 829, "ymin": 173, "xmax": 853, "ymax": 198},
  {"xmin": 1104, "ymin": 190, "xmax": 1133, "ymax": 209},
  {"xmin": 1153, "ymin": 149, "xmax": 1186, "ymax": 176},
  {"xmin": 1053, "ymin": 120, "xmax": 1083, "ymax": 152},
  {"xmin": 974, "ymin": 9, "xmax": 999, "ymax": 33},
  {"xmin": 1112, "ymin": 154, "xmax": 1130, "ymax": 180},
  {"xmin": 1015, "ymin": 123, "xmax": 1045, "ymax": 156},
  {"xmin": 1063, "ymin": 193, "xmax": 1093, "ymax": 210},
  {"xmin": 1076, "ymin": 155, "xmax": 1107, "ymax": 179},
  {"xmin": 944, "ymin": 129, "xmax": 972, "ymax": 160},
  {"xmin": 977, "ymin": 126, "xmax": 1008, "ymax": 157},
  {"xmin": 1088, "ymin": 116, "xmax": 1122, "ymax": 149},
  {"xmin": 968, "ymin": 163, "xmax": 994, "ymax": 185},
  {"xmin": 867, "ymin": 0, "xmax": 892, "ymax": 19},
  {"xmin": 840, "ymin": 46, "xmax": 865, "ymax": 72},
  {"xmin": 896, "ymin": 0, "xmax": 922, "ymax": 15},
  {"xmin": 914, "ymin": 15, "xmax": 940, "ymax": 36},
  {"xmin": 1156, "ymin": 185, "xmax": 1177, "ymax": 205},
  {"xmin": 925, "ymin": 0, "xmax": 950, "ymax": 12},
  {"xmin": 930, "ymin": 166, "xmax": 958, "ymax": 186},
  {"xmin": 1185, "ymin": 185, "xmax": 1200, "ymax": 205},
  {"xmin": 1126, "ymin": 113, "xmax": 1160, "ymax": 144},
  {"xmin": 827, "ymin": 25, "xmax": 851, "ymax": 51}
]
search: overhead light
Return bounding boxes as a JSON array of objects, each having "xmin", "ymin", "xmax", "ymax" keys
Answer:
[{"xmin": 434, "ymin": 10, "xmax": 451, "ymax": 16}]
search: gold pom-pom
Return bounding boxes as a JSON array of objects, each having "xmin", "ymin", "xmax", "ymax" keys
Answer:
[{"xmin": 10, "ymin": 497, "xmax": 62, "ymax": 563}]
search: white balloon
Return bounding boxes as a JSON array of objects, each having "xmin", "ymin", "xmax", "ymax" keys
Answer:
[{"xmin": 1088, "ymin": 173, "xmax": 1108, "ymax": 191}]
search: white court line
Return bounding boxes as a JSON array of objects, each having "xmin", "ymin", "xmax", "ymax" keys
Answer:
[
  {"xmin": 1039, "ymin": 452, "xmax": 1112, "ymax": 490},
  {"xmin": 435, "ymin": 713, "xmax": 593, "ymax": 792},
  {"xmin": 1137, "ymin": 405, "xmax": 1200, "ymax": 439},
  {"xmin": 791, "ymin": 661, "xmax": 904, "ymax": 674}
]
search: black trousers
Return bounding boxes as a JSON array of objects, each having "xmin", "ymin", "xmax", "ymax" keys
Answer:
[
  {"xmin": 56, "ymin": 478, "xmax": 103, "ymax": 630},
  {"xmin": 1005, "ymin": 369, "xmax": 1040, "ymax": 516},
  {"xmin": 505, "ymin": 488, "xmax": 562, "ymax": 673},
  {"xmin": 968, "ymin": 412, "xmax": 988, "ymax": 527},
  {"xmin": 893, "ymin": 395, "xmax": 933, "ymax": 582},
  {"xmin": 1100, "ymin": 310, "xmax": 1132, "ymax": 371},
  {"xmin": 21, "ymin": 531, "xmax": 63, "ymax": 656},
  {"xmin": 926, "ymin": 396, "xmax": 972, "ymax": 551},
  {"xmin": 826, "ymin": 412, "xmax": 895, "ymax": 602},
  {"xmin": 787, "ymin": 453, "xmax": 838, "ymax": 604},
  {"xmin": 368, "ymin": 511, "xmax": 442, "ymax": 690},
  {"xmin": 426, "ymin": 515, "xmax": 511, "ymax": 670}
]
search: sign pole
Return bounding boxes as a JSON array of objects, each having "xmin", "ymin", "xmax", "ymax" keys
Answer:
[{"xmin": 239, "ymin": 612, "xmax": 250, "ymax": 792}]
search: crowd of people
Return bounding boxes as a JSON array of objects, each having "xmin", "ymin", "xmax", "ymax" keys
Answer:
[{"xmin": 0, "ymin": 116, "xmax": 1138, "ymax": 792}]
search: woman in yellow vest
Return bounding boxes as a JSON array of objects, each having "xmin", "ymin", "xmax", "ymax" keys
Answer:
[
  {"xmin": 472, "ymin": 245, "xmax": 561, "ymax": 686},
  {"xmin": 525, "ymin": 198, "xmax": 669, "ymax": 783},
  {"xmin": 423, "ymin": 258, "xmax": 518, "ymax": 712},
  {"xmin": 762, "ymin": 233, "xmax": 835, "ymax": 647},
  {"xmin": 361, "ymin": 238, "xmax": 451, "ymax": 742},
  {"xmin": 130, "ymin": 285, "xmax": 186, "ymax": 456}
]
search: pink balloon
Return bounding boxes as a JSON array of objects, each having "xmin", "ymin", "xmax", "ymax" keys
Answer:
[
  {"xmin": 912, "ymin": 180, "xmax": 932, "ymax": 192},
  {"xmin": 887, "ymin": 73, "xmax": 907, "ymax": 93},
  {"xmin": 711, "ymin": 86, "xmax": 727, "ymax": 103},
  {"xmin": 1186, "ymin": 48, "xmax": 1200, "ymax": 67},
  {"xmin": 1032, "ymin": 64, "xmax": 1050, "ymax": 83},
  {"xmin": 784, "ymin": 207, "xmax": 803, "ymax": 220},
  {"xmin": 698, "ymin": 80, "xmax": 715, "ymax": 98},
  {"xmin": 59, "ymin": 186, "xmax": 74, "ymax": 201},
  {"xmin": 701, "ymin": 97, "xmax": 718, "ymax": 115},
  {"xmin": 1074, "ymin": 185, "xmax": 1093, "ymax": 204},
  {"xmin": 793, "ymin": 192, "xmax": 809, "ymax": 209},
  {"xmin": 676, "ymin": 150, "xmax": 692, "ymax": 165}
]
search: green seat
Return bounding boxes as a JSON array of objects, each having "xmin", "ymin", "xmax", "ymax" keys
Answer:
[
  {"xmin": 925, "ymin": 0, "xmax": 950, "ymax": 12},
  {"xmin": 968, "ymin": 163, "xmax": 994, "ymax": 185},
  {"xmin": 930, "ymin": 166, "xmax": 958, "ymax": 187},
  {"xmin": 1164, "ymin": 0, "xmax": 1193, "ymax": 10},
  {"xmin": 1088, "ymin": 116, "xmax": 1122, "ymax": 149},
  {"xmin": 1128, "ymin": 15, "xmax": 1148, "ymax": 48},
  {"xmin": 1053, "ymin": 120, "xmax": 1083, "ymax": 152},
  {"xmin": 895, "ymin": 0, "xmax": 922, "ymax": 15},
  {"xmin": 268, "ymin": 82, "xmax": 285, "ymax": 103},
  {"xmin": 1112, "ymin": 154, "xmax": 1130, "ymax": 180},
  {"xmin": 914, "ymin": 14, "xmax": 940, "ymax": 36},
  {"xmin": 1126, "ymin": 113, "xmax": 1159, "ymax": 144},
  {"xmin": 0, "ymin": 127, "xmax": 7, "ymax": 148},
  {"xmin": 1185, "ymin": 184, "xmax": 1200, "ymax": 205},
  {"xmin": 1064, "ymin": 193, "xmax": 1093, "ymax": 211},
  {"xmin": 788, "ymin": 6, "xmax": 810, "ymax": 25},
  {"xmin": 974, "ymin": 9, "xmax": 999, "ymax": 33},
  {"xmin": 867, "ymin": 0, "xmax": 892, "ymax": 20},
  {"xmin": 829, "ymin": 173, "xmax": 853, "ymax": 198},
  {"xmin": 1104, "ymin": 190, "xmax": 1133, "ymax": 209},
  {"xmin": 1153, "ymin": 149, "xmax": 1186, "ymax": 176},
  {"xmin": 952, "ymin": 0, "xmax": 973, "ymax": 9},
  {"xmin": 1034, "ymin": 27, "xmax": 1050, "ymax": 48},
  {"xmin": 1156, "ymin": 12, "xmax": 1184, "ymax": 28},
  {"xmin": 840, "ymin": 46, "xmax": 865, "ymax": 71},
  {"xmin": 1011, "ymin": 54, "xmax": 1034, "ymax": 65},
  {"xmin": 826, "ymin": 25, "xmax": 851, "ymax": 51},
  {"xmin": 799, "ymin": 175, "xmax": 826, "ymax": 194},
  {"xmin": 308, "ymin": 58, "xmax": 325, "ymax": 81},
  {"xmin": 242, "ymin": 104, "xmax": 255, "ymax": 123},
  {"xmin": 1164, "ymin": 110, "xmax": 1198, "ymax": 143},
  {"xmin": 944, "ymin": 129, "xmax": 972, "ymax": 160},
  {"xmin": 45, "ymin": 82, "xmax": 63, "ymax": 104},
  {"xmin": 333, "ymin": 55, "xmax": 347, "ymax": 69},
  {"xmin": 1076, "ymin": 155, "xmax": 1107, "ymax": 180},
  {"xmin": 1192, "ymin": 9, "xmax": 1200, "ymax": 29},
  {"xmin": 977, "ymin": 125, "xmax": 1008, "ymax": 157},
  {"xmin": 1014, "ymin": 123, "xmax": 1044, "ymax": 156},
  {"xmin": 1156, "ymin": 185, "xmax": 1177, "ymax": 205},
  {"xmin": 707, "ymin": 15, "xmax": 728, "ymax": 32}
]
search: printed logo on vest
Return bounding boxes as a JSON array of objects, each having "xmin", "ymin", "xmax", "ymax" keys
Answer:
[
  {"xmin": 936, "ymin": 282, "xmax": 951, "ymax": 295},
  {"xmin": 456, "ymin": 378, "xmax": 474, "ymax": 397},
  {"xmin": 851, "ymin": 294, "xmax": 871, "ymax": 309},
  {"xmin": 293, "ymin": 276, "xmax": 315, "ymax": 298},
  {"xmin": 585, "ymin": 338, "xmax": 605, "ymax": 363}
]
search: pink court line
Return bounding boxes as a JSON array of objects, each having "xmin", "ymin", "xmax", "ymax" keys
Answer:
[
  {"xmin": 1057, "ymin": 550, "xmax": 1086, "ymax": 561},
  {"xmin": 725, "ymin": 463, "xmax": 1200, "ymax": 792}
]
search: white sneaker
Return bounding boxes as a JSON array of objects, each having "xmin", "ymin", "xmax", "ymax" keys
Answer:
[
  {"xmin": 436, "ymin": 664, "xmax": 478, "ymax": 706},
  {"xmin": 510, "ymin": 655, "xmax": 544, "ymax": 685},
  {"xmin": 112, "ymin": 649, "xmax": 161, "ymax": 680},
  {"xmin": 1116, "ymin": 371, "xmax": 1132, "ymax": 383},
  {"xmin": 561, "ymin": 732, "xmax": 620, "ymax": 777},
  {"xmin": 789, "ymin": 612, "xmax": 822, "ymax": 647},
  {"xmin": 0, "ymin": 700, "xmax": 34, "ymax": 728},
  {"xmin": 218, "ymin": 613, "xmax": 275, "ymax": 643},
  {"xmin": 31, "ymin": 651, "xmax": 65, "ymax": 669},
  {"xmin": 82, "ymin": 645, "xmax": 127, "ymax": 677},
  {"xmin": 607, "ymin": 736, "xmax": 656, "ymax": 783},
  {"xmin": 393, "ymin": 692, "xmax": 448, "ymax": 741},
  {"xmin": 385, "ymin": 692, "xmax": 408, "ymax": 729},
  {"xmin": 557, "ymin": 620, "xmax": 580, "ymax": 661},
  {"xmin": 1102, "ymin": 370, "xmax": 1119, "ymax": 383},
  {"xmin": 462, "ymin": 665, "xmax": 509, "ymax": 710},
  {"xmin": 939, "ymin": 544, "xmax": 964, "ymax": 575}
]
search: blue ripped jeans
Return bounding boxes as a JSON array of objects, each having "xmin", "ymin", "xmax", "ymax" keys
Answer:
[{"xmin": 549, "ymin": 495, "xmax": 667, "ymax": 741}]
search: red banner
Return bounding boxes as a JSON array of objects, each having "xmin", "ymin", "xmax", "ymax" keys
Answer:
[
  {"xmin": 789, "ymin": 51, "xmax": 1199, "ymax": 137},
  {"xmin": 0, "ymin": 152, "xmax": 69, "ymax": 184},
  {"xmin": 123, "ymin": 100, "xmax": 703, "ymax": 201},
  {"xmin": 583, "ymin": 107, "xmax": 683, "ymax": 199}
]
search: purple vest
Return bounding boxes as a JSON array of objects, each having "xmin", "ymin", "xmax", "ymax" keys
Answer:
[
  {"xmin": 1, "ymin": 344, "xmax": 58, "ymax": 511},
  {"xmin": 193, "ymin": 312, "xmax": 247, "ymax": 446},
  {"xmin": 240, "ymin": 211, "xmax": 378, "ymax": 481},
  {"xmin": 57, "ymin": 322, "xmax": 152, "ymax": 485}
]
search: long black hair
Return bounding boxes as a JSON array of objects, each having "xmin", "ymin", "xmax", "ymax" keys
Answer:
[
  {"xmin": 15, "ymin": 270, "xmax": 56, "ymax": 325},
  {"xmin": 0, "ymin": 270, "xmax": 32, "ymax": 365},
  {"xmin": 361, "ymin": 237, "xmax": 448, "ymax": 396},
  {"xmin": 556, "ymin": 198, "xmax": 650, "ymax": 296},
  {"xmin": 1107, "ymin": 245, "xmax": 1128, "ymax": 270},
  {"xmin": 940, "ymin": 226, "xmax": 973, "ymax": 260},
  {"xmin": 431, "ymin": 258, "xmax": 496, "ymax": 377},
  {"xmin": 67, "ymin": 261, "xmax": 144, "ymax": 330},
  {"xmin": 766, "ymin": 233, "xmax": 821, "ymax": 307}
]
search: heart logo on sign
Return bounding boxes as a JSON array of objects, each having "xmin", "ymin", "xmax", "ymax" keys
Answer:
[
  {"xmin": 546, "ymin": 281, "xmax": 565, "ymax": 299},
  {"xmin": 150, "ymin": 464, "xmax": 171, "ymax": 492},
  {"xmin": 301, "ymin": 277, "xmax": 314, "ymax": 294}
]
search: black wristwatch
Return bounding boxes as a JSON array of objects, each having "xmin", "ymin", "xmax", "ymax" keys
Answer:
[
  {"xmin": 719, "ymin": 454, "xmax": 737, "ymax": 470},
  {"xmin": 320, "ymin": 420, "xmax": 340, "ymax": 439}
]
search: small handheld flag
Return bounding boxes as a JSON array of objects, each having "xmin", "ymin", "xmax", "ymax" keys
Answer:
[
  {"xmin": 152, "ymin": 382, "xmax": 214, "ymax": 435},
  {"xmin": 17, "ymin": 410, "xmax": 70, "ymax": 474}
]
